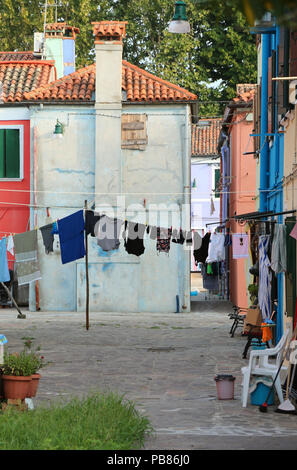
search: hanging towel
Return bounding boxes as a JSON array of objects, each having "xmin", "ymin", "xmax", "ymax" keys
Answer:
[
  {"xmin": 58, "ymin": 210, "xmax": 86, "ymax": 264},
  {"xmin": 271, "ymin": 224, "xmax": 287, "ymax": 273},
  {"xmin": 39, "ymin": 223, "xmax": 54, "ymax": 254},
  {"xmin": 96, "ymin": 215, "xmax": 122, "ymax": 252},
  {"xmin": 258, "ymin": 235, "xmax": 272, "ymax": 322},
  {"xmin": 6, "ymin": 235, "xmax": 14, "ymax": 256},
  {"xmin": 0, "ymin": 238, "xmax": 10, "ymax": 283},
  {"xmin": 232, "ymin": 233, "xmax": 249, "ymax": 259},
  {"xmin": 13, "ymin": 230, "xmax": 41, "ymax": 285}
]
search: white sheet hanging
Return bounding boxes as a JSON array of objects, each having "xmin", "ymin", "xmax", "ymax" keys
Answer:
[{"xmin": 206, "ymin": 232, "xmax": 225, "ymax": 263}]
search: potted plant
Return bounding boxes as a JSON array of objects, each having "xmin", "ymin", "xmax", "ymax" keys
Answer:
[
  {"xmin": 1, "ymin": 338, "xmax": 45, "ymax": 400},
  {"xmin": 248, "ymin": 283, "xmax": 258, "ymax": 304},
  {"xmin": 23, "ymin": 338, "xmax": 45, "ymax": 399}
]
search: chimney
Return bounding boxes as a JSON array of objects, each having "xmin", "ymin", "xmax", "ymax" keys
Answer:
[
  {"xmin": 92, "ymin": 21, "xmax": 127, "ymax": 104},
  {"xmin": 92, "ymin": 21, "xmax": 127, "ymax": 210},
  {"xmin": 40, "ymin": 23, "xmax": 80, "ymax": 79}
]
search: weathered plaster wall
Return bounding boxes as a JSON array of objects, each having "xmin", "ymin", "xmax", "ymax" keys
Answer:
[{"xmin": 30, "ymin": 103, "xmax": 191, "ymax": 313}]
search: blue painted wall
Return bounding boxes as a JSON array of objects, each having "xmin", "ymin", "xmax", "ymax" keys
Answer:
[{"xmin": 258, "ymin": 25, "xmax": 284, "ymax": 341}]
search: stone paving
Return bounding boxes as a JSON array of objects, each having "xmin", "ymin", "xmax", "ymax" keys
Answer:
[{"xmin": 1, "ymin": 301, "xmax": 297, "ymax": 450}]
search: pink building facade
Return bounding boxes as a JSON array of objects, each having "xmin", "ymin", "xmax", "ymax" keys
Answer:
[{"xmin": 219, "ymin": 86, "xmax": 257, "ymax": 308}]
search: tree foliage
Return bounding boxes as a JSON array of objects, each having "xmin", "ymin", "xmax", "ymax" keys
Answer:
[{"xmin": 0, "ymin": 0, "xmax": 258, "ymax": 117}]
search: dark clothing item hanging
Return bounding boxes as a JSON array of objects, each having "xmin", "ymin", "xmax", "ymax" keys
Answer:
[
  {"xmin": 39, "ymin": 223, "xmax": 54, "ymax": 254},
  {"xmin": 171, "ymin": 229, "xmax": 185, "ymax": 245},
  {"xmin": 194, "ymin": 232, "xmax": 211, "ymax": 264},
  {"xmin": 123, "ymin": 221, "xmax": 146, "ymax": 257},
  {"xmin": 85, "ymin": 210, "xmax": 101, "ymax": 237}
]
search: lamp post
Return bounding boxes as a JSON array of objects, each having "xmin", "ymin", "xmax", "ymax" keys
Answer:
[{"xmin": 168, "ymin": 0, "xmax": 191, "ymax": 33}]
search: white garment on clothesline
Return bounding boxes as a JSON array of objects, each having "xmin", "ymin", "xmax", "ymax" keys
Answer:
[
  {"xmin": 206, "ymin": 232, "xmax": 225, "ymax": 263},
  {"xmin": 6, "ymin": 235, "xmax": 14, "ymax": 256}
]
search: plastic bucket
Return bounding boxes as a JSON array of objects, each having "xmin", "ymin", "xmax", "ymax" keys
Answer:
[{"xmin": 214, "ymin": 374, "xmax": 235, "ymax": 400}]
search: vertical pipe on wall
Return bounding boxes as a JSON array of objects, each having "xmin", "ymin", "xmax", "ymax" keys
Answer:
[
  {"xmin": 29, "ymin": 124, "xmax": 36, "ymax": 311},
  {"xmin": 259, "ymin": 34, "xmax": 270, "ymax": 212},
  {"xmin": 182, "ymin": 108, "xmax": 191, "ymax": 312}
]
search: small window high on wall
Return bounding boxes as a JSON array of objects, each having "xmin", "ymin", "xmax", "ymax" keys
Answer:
[{"xmin": 0, "ymin": 126, "xmax": 23, "ymax": 180}]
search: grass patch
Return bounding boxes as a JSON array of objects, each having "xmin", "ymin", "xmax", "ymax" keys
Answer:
[{"xmin": 0, "ymin": 392, "xmax": 153, "ymax": 450}]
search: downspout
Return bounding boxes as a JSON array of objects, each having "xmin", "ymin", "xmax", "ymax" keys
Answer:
[
  {"xmin": 34, "ymin": 126, "xmax": 40, "ymax": 311},
  {"xmin": 182, "ymin": 106, "xmax": 191, "ymax": 312},
  {"xmin": 259, "ymin": 33, "xmax": 270, "ymax": 212},
  {"xmin": 29, "ymin": 125, "xmax": 39, "ymax": 312}
]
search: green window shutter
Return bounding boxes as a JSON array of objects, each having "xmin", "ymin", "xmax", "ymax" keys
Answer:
[
  {"xmin": 0, "ymin": 130, "xmax": 5, "ymax": 178},
  {"xmin": 215, "ymin": 168, "xmax": 220, "ymax": 198},
  {"xmin": 5, "ymin": 129, "xmax": 19, "ymax": 178}
]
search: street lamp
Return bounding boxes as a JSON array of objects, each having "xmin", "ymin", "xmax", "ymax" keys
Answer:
[
  {"xmin": 53, "ymin": 119, "xmax": 64, "ymax": 139},
  {"xmin": 168, "ymin": 0, "xmax": 191, "ymax": 33}
]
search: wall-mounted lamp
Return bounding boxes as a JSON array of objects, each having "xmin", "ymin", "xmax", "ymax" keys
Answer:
[
  {"xmin": 53, "ymin": 119, "xmax": 64, "ymax": 139},
  {"xmin": 168, "ymin": 1, "xmax": 191, "ymax": 33}
]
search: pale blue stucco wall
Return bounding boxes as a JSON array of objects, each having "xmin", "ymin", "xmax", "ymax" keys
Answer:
[
  {"xmin": 191, "ymin": 161, "xmax": 220, "ymax": 233},
  {"xmin": 29, "ymin": 103, "xmax": 192, "ymax": 313}
]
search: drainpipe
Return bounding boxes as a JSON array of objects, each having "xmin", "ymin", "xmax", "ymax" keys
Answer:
[
  {"xmin": 182, "ymin": 108, "xmax": 191, "ymax": 312},
  {"xmin": 259, "ymin": 33, "xmax": 270, "ymax": 212}
]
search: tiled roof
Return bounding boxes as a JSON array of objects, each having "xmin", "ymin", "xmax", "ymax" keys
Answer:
[
  {"xmin": 0, "ymin": 61, "xmax": 56, "ymax": 102},
  {"xmin": 122, "ymin": 61, "xmax": 197, "ymax": 102},
  {"xmin": 22, "ymin": 60, "xmax": 197, "ymax": 103},
  {"xmin": 0, "ymin": 51, "xmax": 36, "ymax": 61},
  {"xmin": 192, "ymin": 119, "xmax": 222, "ymax": 156}
]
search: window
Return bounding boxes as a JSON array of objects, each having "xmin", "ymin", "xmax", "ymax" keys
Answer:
[
  {"xmin": 121, "ymin": 114, "xmax": 148, "ymax": 150},
  {"xmin": 214, "ymin": 168, "xmax": 220, "ymax": 199},
  {"xmin": 0, "ymin": 126, "xmax": 23, "ymax": 179}
]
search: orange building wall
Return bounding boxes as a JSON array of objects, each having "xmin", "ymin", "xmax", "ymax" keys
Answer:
[{"xmin": 228, "ymin": 114, "xmax": 256, "ymax": 309}]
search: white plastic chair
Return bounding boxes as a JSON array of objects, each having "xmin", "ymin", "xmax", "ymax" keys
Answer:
[{"xmin": 241, "ymin": 328, "xmax": 290, "ymax": 407}]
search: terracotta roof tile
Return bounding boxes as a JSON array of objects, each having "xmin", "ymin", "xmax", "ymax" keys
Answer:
[
  {"xmin": 92, "ymin": 21, "xmax": 127, "ymax": 43},
  {"xmin": 0, "ymin": 61, "xmax": 55, "ymax": 103},
  {"xmin": 0, "ymin": 51, "xmax": 37, "ymax": 61},
  {"xmin": 192, "ymin": 119, "xmax": 222, "ymax": 156},
  {"xmin": 45, "ymin": 23, "xmax": 80, "ymax": 38},
  {"xmin": 22, "ymin": 60, "xmax": 197, "ymax": 103}
]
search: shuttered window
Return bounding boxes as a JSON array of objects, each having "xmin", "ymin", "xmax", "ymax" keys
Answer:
[
  {"xmin": 253, "ymin": 84, "xmax": 261, "ymax": 155},
  {"xmin": 289, "ymin": 32, "xmax": 297, "ymax": 77},
  {"xmin": 0, "ymin": 128, "xmax": 20, "ymax": 178},
  {"xmin": 214, "ymin": 168, "xmax": 220, "ymax": 199},
  {"xmin": 121, "ymin": 114, "xmax": 148, "ymax": 150}
]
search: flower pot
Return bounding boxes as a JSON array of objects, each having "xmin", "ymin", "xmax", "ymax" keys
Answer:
[
  {"xmin": 2, "ymin": 375, "xmax": 32, "ymax": 400},
  {"xmin": 27, "ymin": 373, "xmax": 41, "ymax": 398}
]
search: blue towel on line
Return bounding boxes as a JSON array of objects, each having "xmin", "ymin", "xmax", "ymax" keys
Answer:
[
  {"xmin": 0, "ymin": 238, "xmax": 10, "ymax": 282},
  {"xmin": 58, "ymin": 210, "xmax": 86, "ymax": 264}
]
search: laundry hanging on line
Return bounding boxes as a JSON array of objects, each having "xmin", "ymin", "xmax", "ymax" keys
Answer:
[
  {"xmin": 232, "ymin": 233, "xmax": 249, "ymax": 259},
  {"xmin": 13, "ymin": 230, "xmax": 41, "ymax": 286}
]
